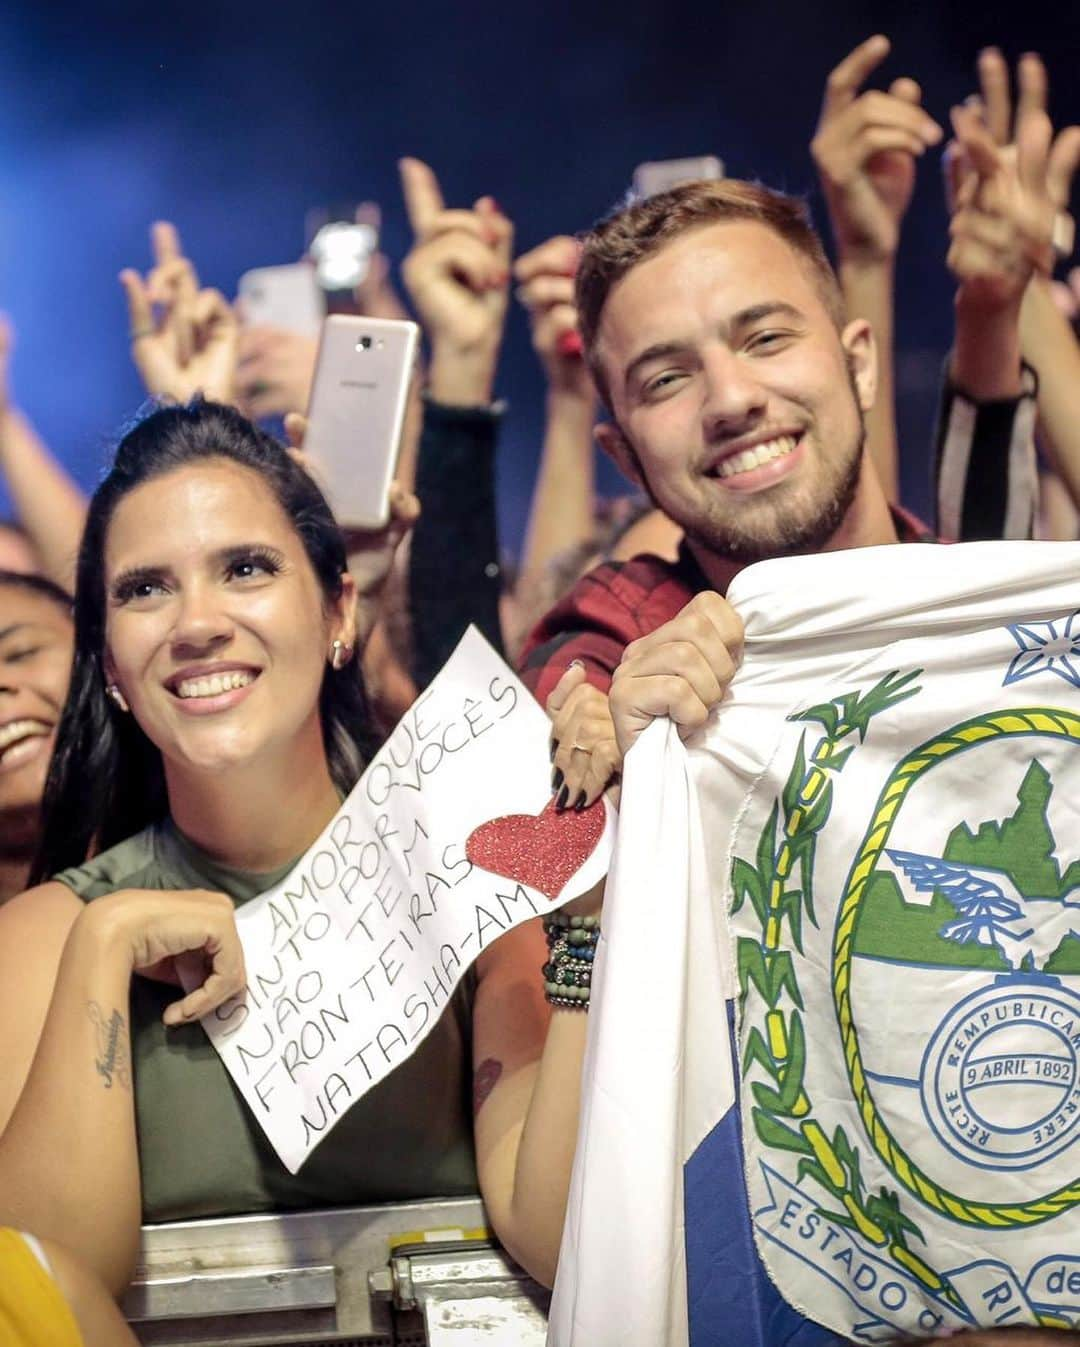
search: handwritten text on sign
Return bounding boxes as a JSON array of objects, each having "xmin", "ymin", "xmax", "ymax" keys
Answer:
[{"xmin": 200, "ymin": 627, "xmax": 614, "ymax": 1173}]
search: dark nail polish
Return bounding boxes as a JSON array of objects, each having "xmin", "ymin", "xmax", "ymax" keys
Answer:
[
  {"xmin": 574, "ymin": 795, "xmax": 587, "ymax": 812},
  {"xmin": 556, "ymin": 785, "xmax": 570, "ymax": 811},
  {"xmin": 550, "ymin": 738, "xmax": 559, "ymax": 762},
  {"xmin": 552, "ymin": 767, "xmax": 565, "ymax": 793}
]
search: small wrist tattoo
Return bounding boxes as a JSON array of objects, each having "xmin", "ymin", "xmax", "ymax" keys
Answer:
[{"xmin": 88, "ymin": 1001, "xmax": 131, "ymax": 1091}]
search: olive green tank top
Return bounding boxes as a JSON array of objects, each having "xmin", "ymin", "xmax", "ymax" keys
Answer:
[{"xmin": 54, "ymin": 821, "xmax": 478, "ymax": 1223}]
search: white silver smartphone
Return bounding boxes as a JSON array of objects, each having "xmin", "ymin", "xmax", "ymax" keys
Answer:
[
  {"xmin": 303, "ymin": 315, "xmax": 419, "ymax": 529},
  {"xmin": 632, "ymin": 155, "xmax": 725, "ymax": 199},
  {"xmin": 238, "ymin": 263, "xmax": 325, "ymax": 336}
]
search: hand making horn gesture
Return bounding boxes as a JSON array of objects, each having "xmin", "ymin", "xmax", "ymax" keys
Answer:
[
  {"xmin": 399, "ymin": 157, "xmax": 512, "ymax": 406},
  {"xmin": 946, "ymin": 51, "xmax": 1080, "ymax": 308},
  {"xmin": 120, "ymin": 221, "xmax": 238, "ymax": 404},
  {"xmin": 811, "ymin": 34, "xmax": 942, "ymax": 264}
]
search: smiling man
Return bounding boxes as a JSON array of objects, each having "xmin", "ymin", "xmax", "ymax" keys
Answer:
[
  {"xmin": 518, "ymin": 171, "xmax": 1072, "ymax": 1346},
  {"xmin": 588, "ymin": 190, "xmax": 899, "ymax": 568},
  {"xmin": 520, "ymin": 180, "xmax": 934, "ymax": 801}
]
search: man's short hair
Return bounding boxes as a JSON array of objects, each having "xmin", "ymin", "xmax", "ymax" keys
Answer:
[{"xmin": 575, "ymin": 179, "xmax": 846, "ymax": 407}]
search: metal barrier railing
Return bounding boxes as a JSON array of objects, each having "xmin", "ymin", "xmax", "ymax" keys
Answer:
[{"xmin": 122, "ymin": 1196, "xmax": 550, "ymax": 1346}]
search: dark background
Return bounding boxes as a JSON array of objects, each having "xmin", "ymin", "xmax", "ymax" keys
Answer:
[{"xmin": 0, "ymin": 0, "xmax": 1077, "ymax": 542}]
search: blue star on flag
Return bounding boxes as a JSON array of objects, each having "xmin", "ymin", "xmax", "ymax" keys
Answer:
[{"xmin": 1004, "ymin": 610, "xmax": 1080, "ymax": 688}]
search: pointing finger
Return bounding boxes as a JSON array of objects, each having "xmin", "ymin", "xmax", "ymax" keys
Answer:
[
  {"xmin": 822, "ymin": 35, "xmax": 891, "ymax": 116},
  {"xmin": 399, "ymin": 157, "xmax": 446, "ymax": 239},
  {"xmin": 977, "ymin": 47, "xmax": 1012, "ymax": 146},
  {"xmin": 1016, "ymin": 106, "xmax": 1052, "ymax": 195},
  {"xmin": 1047, "ymin": 126, "xmax": 1080, "ymax": 211},
  {"xmin": 1016, "ymin": 51, "xmax": 1049, "ymax": 124},
  {"xmin": 151, "ymin": 220, "xmax": 183, "ymax": 267}
]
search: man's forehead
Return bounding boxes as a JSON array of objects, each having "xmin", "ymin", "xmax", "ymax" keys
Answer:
[{"xmin": 595, "ymin": 219, "xmax": 820, "ymax": 373}]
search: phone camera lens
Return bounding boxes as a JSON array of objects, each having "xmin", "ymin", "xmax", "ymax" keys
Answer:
[{"xmin": 357, "ymin": 335, "xmax": 373, "ymax": 351}]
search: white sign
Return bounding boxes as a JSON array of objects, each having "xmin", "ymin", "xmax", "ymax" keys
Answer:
[{"xmin": 200, "ymin": 626, "xmax": 615, "ymax": 1173}]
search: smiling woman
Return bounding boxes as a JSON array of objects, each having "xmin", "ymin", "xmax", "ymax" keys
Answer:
[
  {"xmin": 0, "ymin": 571, "xmax": 72, "ymax": 904},
  {"xmin": 34, "ymin": 401, "xmax": 376, "ymax": 875},
  {"xmin": 0, "ymin": 397, "xmax": 552, "ymax": 1302}
]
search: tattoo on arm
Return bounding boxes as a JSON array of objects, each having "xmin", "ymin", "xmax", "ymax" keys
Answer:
[
  {"xmin": 473, "ymin": 1057, "xmax": 503, "ymax": 1116},
  {"xmin": 87, "ymin": 1002, "xmax": 131, "ymax": 1092}
]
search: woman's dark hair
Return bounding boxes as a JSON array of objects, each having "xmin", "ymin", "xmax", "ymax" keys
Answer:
[
  {"xmin": 0, "ymin": 569, "xmax": 74, "ymax": 613},
  {"xmin": 31, "ymin": 399, "xmax": 377, "ymax": 883}
]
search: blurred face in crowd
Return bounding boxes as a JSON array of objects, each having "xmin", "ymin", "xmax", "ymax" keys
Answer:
[
  {"xmin": 103, "ymin": 458, "xmax": 355, "ymax": 791},
  {"xmin": 0, "ymin": 584, "xmax": 73, "ymax": 835},
  {"xmin": 594, "ymin": 220, "xmax": 876, "ymax": 564}
]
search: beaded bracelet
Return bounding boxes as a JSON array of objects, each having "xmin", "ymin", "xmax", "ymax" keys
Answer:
[{"xmin": 542, "ymin": 911, "xmax": 600, "ymax": 1010}]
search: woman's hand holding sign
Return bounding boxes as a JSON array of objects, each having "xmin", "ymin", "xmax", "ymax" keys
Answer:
[{"xmin": 86, "ymin": 888, "xmax": 246, "ymax": 1027}]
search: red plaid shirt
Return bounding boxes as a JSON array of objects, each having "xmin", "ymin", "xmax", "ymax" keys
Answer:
[{"xmin": 518, "ymin": 506, "xmax": 935, "ymax": 705}]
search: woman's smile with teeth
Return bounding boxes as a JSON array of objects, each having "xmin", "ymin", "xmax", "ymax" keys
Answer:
[
  {"xmin": 714, "ymin": 433, "xmax": 799, "ymax": 479},
  {"xmin": 0, "ymin": 718, "xmax": 52, "ymax": 765},
  {"xmin": 174, "ymin": 670, "xmax": 257, "ymax": 700}
]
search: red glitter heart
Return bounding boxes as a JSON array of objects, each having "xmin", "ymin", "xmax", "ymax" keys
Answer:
[{"xmin": 466, "ymin": 797, "xmax": 606, "ymax": 900}]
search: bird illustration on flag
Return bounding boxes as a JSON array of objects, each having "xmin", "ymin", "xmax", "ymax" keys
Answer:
[{"xmin": 886, "ymin": 849, "xmax": 1080, "ymax": 971}]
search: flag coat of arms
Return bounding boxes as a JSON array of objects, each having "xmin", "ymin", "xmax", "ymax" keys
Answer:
[{"xmin": 549, "ymin": 541, "xmax": 1080, "ymax": 1347}]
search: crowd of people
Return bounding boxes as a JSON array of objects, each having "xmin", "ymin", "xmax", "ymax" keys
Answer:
[{"xmin": 0, "ymin": 33, "xmax": 1078, "ymax": 1347}]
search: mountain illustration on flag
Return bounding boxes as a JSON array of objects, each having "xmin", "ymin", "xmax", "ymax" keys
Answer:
[{"xmin": 854, "ymin": 760, "xmax": 1080, "ymax": 973}]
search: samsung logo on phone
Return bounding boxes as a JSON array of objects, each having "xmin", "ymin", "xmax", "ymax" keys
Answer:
[{"xmin": 339, "ymin": 378, "xmax": 378, "ymax": 390}]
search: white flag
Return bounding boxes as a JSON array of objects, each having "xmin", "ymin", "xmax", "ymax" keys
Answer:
[{"xmin": 553, "ymin": 541, "xmax": 1080, "ymax": 1345}]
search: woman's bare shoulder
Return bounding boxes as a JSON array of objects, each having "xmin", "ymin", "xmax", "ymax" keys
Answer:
[{"xmin": 0, "ymin": 881, "xmax": 84, "ymax": 943}]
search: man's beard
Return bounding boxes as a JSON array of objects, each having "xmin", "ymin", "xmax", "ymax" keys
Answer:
[
  {"xmin": 630, "ymin": 369, "xmax": 867, "ymax": 566},
  {"xmin": 686, "ymin": 416, "xmax": 865, "ymax": 563}
]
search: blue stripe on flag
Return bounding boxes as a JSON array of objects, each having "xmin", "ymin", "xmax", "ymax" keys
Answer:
[{"xmin": 683, "ymin": 1004, "xmax": 847, "ymax": 1347}]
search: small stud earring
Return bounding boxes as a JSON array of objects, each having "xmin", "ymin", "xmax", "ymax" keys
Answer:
[
  {"xmin": 329, "ymin": 639, "xmax": 351, "ymax": 672},
  {"xmin": 105, "ymin": 683, "xmax": 130, "ymax": 713}
]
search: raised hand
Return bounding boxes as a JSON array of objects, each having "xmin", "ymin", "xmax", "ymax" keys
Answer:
[
  {"xmin": 283, "ymin": 412, "xmax": 418, "ymax": 638},
  {"xmin": 811, "ymin": 35, "xmax": 941, "ymax": 263},
  {"xmin": 608, "ymin": 592, "xmax": 744, "ymax": 759},
  {"xmin": 947, "ymin": 55, "xmax": 1080, "ymax": 311},
  {"xmin": 399, "ymin": 157, "xmax": 512, "ymax": 405},
  {"xmin": 513, "ymin": 235, "xmax": 594, "ymax": 400},
  {"xmin": 236, "ymin": 326, "xmax": 318, "ymax": 419},
  {"xmin": 972, "ymin": 46, "xmax": 1080, "ymax": 208},
  {"xmin": 947, "ymin": 49, "xmax": 1080, "ymax": 304},
  {"xmin": 120, "ymin": 221, "xmax": 238, "ymax": 404}
]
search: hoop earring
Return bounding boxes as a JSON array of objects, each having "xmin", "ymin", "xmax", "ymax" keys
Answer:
[
  {"xmin": 105, "ymin": 683, "xmax": 130, "ymax": 713},
  {"xmin": 329, "ymin": 638, "xmax": 351, "ymax": 672}
]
